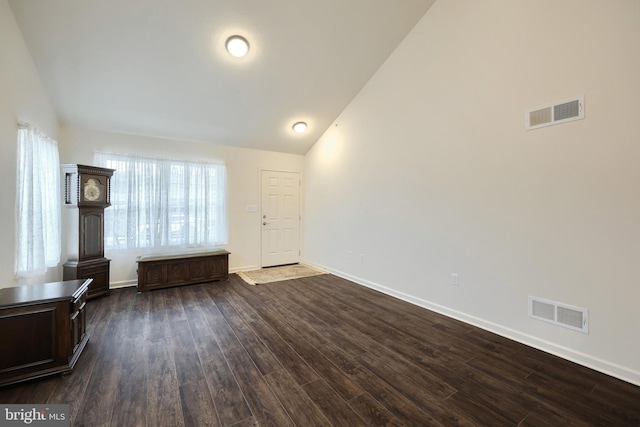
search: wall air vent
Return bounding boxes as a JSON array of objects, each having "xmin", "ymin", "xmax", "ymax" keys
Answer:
[
  {"xmin": 526, "ymin": 96, "xmax": 584, "ymax": 130},
  {"xmin": 528, "ymin": 296, "xmax": 589, "ymax": 334}
]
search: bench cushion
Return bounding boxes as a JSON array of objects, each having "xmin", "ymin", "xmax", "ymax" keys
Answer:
[{"xmin": 137, "ymin": 249, "xmax": 229, "ymax": 263}]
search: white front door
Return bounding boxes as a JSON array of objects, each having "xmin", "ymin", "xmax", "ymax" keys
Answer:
[{"xmin": 261, "ymin": 170, "xmax": 300, "ymax": 267}]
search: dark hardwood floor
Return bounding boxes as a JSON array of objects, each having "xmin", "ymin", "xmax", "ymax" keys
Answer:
[{"xmin": 1, "ymin": 273, "xmax": 639, "ymax": 426}]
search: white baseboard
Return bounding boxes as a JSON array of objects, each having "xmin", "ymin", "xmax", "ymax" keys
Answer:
[
  {"xmin": 109, "ymin": 280, "xmax": 137, "ymax": 289},
  {"xmin": 229, "ymin": 265, "xmax": 260, "ymax": 273},
  {"xmin": 304, "ymin": 261, "xmax": 640, "ymax": 387}
]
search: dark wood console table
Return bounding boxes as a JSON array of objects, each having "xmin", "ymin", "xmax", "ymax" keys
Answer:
[
  {"xmin": 0, "ymin": 279, "xmax": 91, "ymax": 387},
  {"xmin": 137, "ymin": 250, "xmax": 229, "ymax": 292}
]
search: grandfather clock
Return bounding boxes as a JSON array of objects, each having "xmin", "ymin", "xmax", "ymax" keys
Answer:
[{"xmin": 62, "ymin": 164, "xmax": 115, "ymax": 299}]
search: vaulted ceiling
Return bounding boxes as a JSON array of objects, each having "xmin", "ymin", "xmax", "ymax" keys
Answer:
[{"xmin": 9, "ymin": 0, "xmax": 436, "ymax": 154}]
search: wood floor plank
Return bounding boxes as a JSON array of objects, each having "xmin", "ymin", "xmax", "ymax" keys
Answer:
[
  {"xmin": 145, "ymin": 288, "xmax": 172, "ymax": 342},
  {"xmin": 420, "ymin": 357, "xmax": 534, "ymax": 424},
  {"xmin": 179, "ymin": 379, "xmax": 221, "ymax": 426},
  {"xmin": 193, "ymin": 334, "xmax": 253, "ymax": 426},
  {"xmin": 348, "ymin": 361, "xmax": 442, "ymax": 426},
  {"xmin": 264, "ymin": 369, "xmax": 332, "ymax": 427},
  {"xmin": 162, "ymin": 287, "xmax": 188, "ymax": 322},
  {"xmin": 226, "ymin": 283, "xmax": 365, "ymax": 401},
  {"xmin": 145, "ymin": 338, "xmax": 185, "ymax": 427},
  {"xmin": 464, "ymin": 353, "xmax": 533, "ymax": 382},
  {"xmin": 11, "ymin": 376, "xmax": 57, "ymax": 406},
  {"xmin": 222, "ymin": 346, "xmax": 295, "ymax": 427},
  {"xmin": 589, "ymin": 377, "xmax": 640, "ymax": 424},
  {"xmin": 443, "ymin": 391, "xmax": 516, "ymax": 427},
  {"xmin": 522, "ymin": 371, "xmax": 638, "ymax": 426},
  {"xmin": 285, "ymin": 283, "xmax": 465, "ymax": 396},
  {"xmin": 317, "ymin": 314, "xmax": 533, "ymax": 425},
  {"xmin": 124, "ymin": 289, "xmax": 152, "ymax": 341},
  {"xmin": 72, "ymin": 290, "xmax": 136, "ymax": 426},
  {"xmin": 333, "ymin": 322, "xmax": 458, "ymax": 399},
  {"xmin": 205, "ymin": 289, "xmax": 283, "ymax": 376},
  {"xmin": 182, "ymin": 297, "xmax": 213, "ymax": 339},
  {"xmin": 233, "ymin": 279, "xmax": 362, "ymax": 348},
  {"xmin": 229, "ymin": 416, "xmax": 259, "ymax": 427},
  {"xmin": 454, "ymin": 324, "xmax": 603, "ymax": 392},
  {"xmin": 518, "ymin": 405, "xmax": 594, "ymax": 427},
  {"xmin": 170, "ymin": 319, "xmax": 207, "ymax": 385},
  {"xmin": 302, "ymin": 379, "xmax": 369, "ymax": 427},
  {"xmin": 312, "ymin": 340, "xmax": 442, "ymax": 426},
  {"xmin": 197, "ymin": 295, "xmax": 244, "ymax": 352},
  {"xmin": 46, "ymin": 345, "xmax": 96, "ymax": 414},
  {"xmin": 261, "ymin": 280, "xmax": 401, "ymax": 360},
  {"xmin": 0, "ymin": 383, "xmax": 24, "ymax": 404},
  {"xmin": 310, "ymin": 275, "xmax": 448, "ymax": 336},
  {"xmin": 354, "ymin": 351, "xmax": 477, "ymax": 426},
  {"xmin": 110, "ymin": 339, "xmax": 148, "ymax": 427},
  {"xmin": 183, "ymin": 284, "xmax": 224, "ymax": 335},
  {"xmin": 212, "ymin": 289, "xmax": 319, "ymax": 386},
  {"xmin": 347, "ymin": 392, "xmax": 406, "ymax": 427},
  {"xmin": 73, "ymin": 341, "xmax": 123, "ymax": 426},
  {"xmin": 279, "ymin": 276, "xmax": 472, "ymax": 374}
]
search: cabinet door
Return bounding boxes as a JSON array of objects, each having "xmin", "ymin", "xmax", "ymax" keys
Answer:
[
  {"xmin": 0, "ymin": 301, "xmax": 68, "ymax": 386},
  {"xmin": 188, "ymin": 258, "xmax": 210, "ymax": 281},
  {"xmin": 70, "ymin": 292, "xmax": 87, "ymax": 356},
  {"xmin": 141, "ymin": 263, "xmax": 164, "ymax": 288},
  {"xmin": 166, "ymin": 261, "xmax": 187, "ymax": 286},
  {"xmin": 80, "ymin": 210, "xmax": 104, "ymax": 259},
  {"xmin": 211, "ymin": 255, "xmax": 229, "ymax": 279}
]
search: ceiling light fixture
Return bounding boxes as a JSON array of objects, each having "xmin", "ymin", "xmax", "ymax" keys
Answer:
[
  {"xmin": 225, "ymin": 35, "xmax": 249, "ymax": 57},
  {"xmin": 292, "ymin": 122, "xmax": 307, "ymax": 133}
]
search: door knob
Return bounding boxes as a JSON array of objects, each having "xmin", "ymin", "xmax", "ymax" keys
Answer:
[{"xmin": 263, "ymin": 222, "xmax": 269, "ymax": 226}]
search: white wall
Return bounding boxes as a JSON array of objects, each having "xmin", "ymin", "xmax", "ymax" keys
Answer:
[
  {"xmin": 0, "ymin": 0, "xmax": 60, "ymax": 287},
  {"xmin": 60, "ymin": 126, "xmax": 304, "ymax": 285},
  {"xmin": 304, "ymin": 0, "xmax": 640, "ymax": 385}
]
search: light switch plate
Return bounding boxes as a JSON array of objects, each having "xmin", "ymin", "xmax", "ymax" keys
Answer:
[{"xmin": 451, "ymin": 273, "xmax": 459, "ymax": 286}]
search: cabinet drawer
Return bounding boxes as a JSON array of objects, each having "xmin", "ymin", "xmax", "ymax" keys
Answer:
[{"xmin": 77, "ymin": 264, "xmax": 106, "ymax": 277}]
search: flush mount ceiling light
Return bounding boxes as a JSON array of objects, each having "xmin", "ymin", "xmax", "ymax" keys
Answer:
[
  {"xmin": 292, "ymin": 122, "xmax": 307, "ymax": 133},
  {"xmin": 225, "ymin": 35, "xmax": 249, "ymax": 57}
]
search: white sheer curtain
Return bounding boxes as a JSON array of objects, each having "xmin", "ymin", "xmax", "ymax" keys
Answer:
[
  {"xmin": 15, "ymin": 122, "xmax": 61, "ymax": 276},
  {"xmin": 95, "ymin": 153, "xmax": 227, "ymax": 250}
]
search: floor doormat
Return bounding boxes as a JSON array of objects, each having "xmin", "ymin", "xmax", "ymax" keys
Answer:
[{"xmin": 237, "ymin": 264, "xmax": 326, "ymax": 285}]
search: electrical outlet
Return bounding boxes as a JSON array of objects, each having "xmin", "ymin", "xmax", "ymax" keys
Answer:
[{"xmin": 451, "ymin": 273, "xmax": 459, "ymax": 286}]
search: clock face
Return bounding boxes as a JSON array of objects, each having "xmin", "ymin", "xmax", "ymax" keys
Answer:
[{"xmin": 83, "ymin": 178, "xmax": 102, "ymax": 202}]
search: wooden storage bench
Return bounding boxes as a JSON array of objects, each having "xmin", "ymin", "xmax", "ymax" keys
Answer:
[{"xmin": 136, "ymin": 250, "xmax": 229, "ymax": 292}]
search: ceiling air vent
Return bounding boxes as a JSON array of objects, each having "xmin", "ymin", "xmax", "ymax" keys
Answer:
[
  {"xmin": 526, "ymin": 96, "xmax": 584, "ymax": 130},
  {"xmin": 528, "ymin": 296, "xmax": 589, "ymax": 333}
]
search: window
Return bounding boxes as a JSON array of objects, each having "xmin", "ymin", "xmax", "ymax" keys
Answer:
[
  {"xmin": 15, "ymin": 122, "xmax": 61, "ymax": 276},
  {"xmin": 95, "ymin": 153, "xmax": 227, "ymax": 250}
]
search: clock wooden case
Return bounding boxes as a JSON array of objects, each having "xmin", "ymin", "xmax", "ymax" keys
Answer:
[{"xmin": 62, "ymin": 164, "xmax": 115, "ymax": 299}]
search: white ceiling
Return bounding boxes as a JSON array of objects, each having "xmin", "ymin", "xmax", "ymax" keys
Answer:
[{"xmin": 9, "ymin": 0, "xmax": 436, "ymax": 154}]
